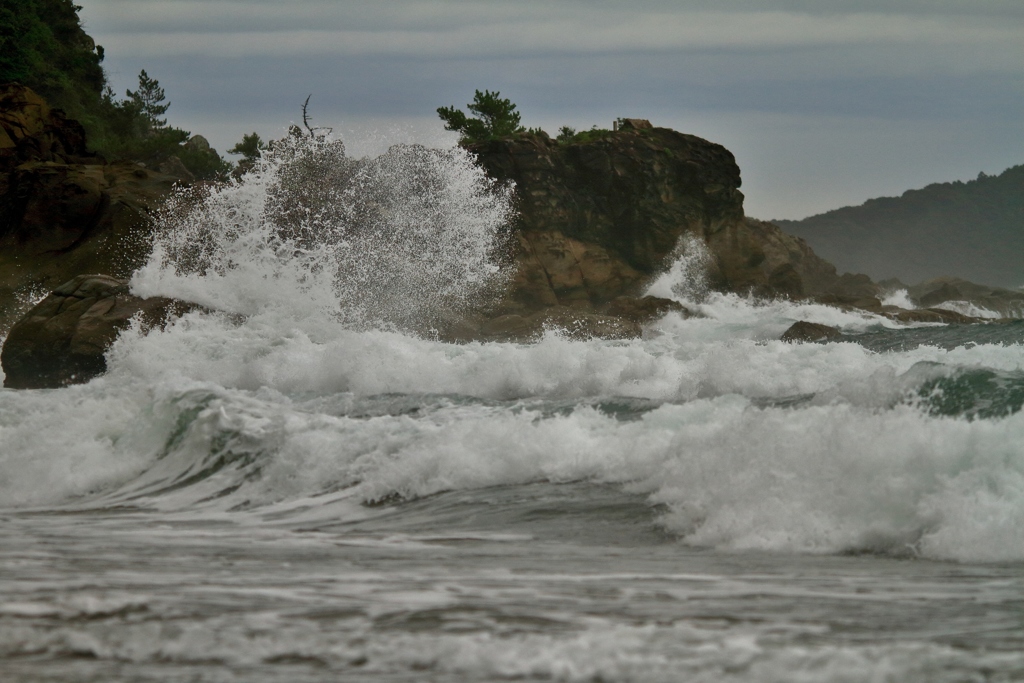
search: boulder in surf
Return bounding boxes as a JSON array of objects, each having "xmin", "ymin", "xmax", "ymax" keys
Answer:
[
  {"xmin": 1, "ymin": 274, "xmax": 198, "ymax": 389},
  {"xmin": 780, "ymin": 321, "xmax": 842, "ymax": 343}
]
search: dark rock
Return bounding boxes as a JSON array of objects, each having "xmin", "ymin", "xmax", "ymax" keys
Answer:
[
  {"xmin": 478, "ymin": 314, "xmax": 538, "ymax": 341},
  {"xmin": 1, "ymin": 274, "xmax": 198, "ymax": 389},
  {"xmin": 0, "ymin": 84, "xmax": 185, "ymax": 334},
  {"xmin": 619, "ymin": 118, "xmax": 653, "ymax": 130},
  {"xmin": 156, "ymin": 155, "xmax": 195, "ymax": 183},
  {"xmin": 3, "ymin": 161, "xmax": 106, "ymax": 251},
  {"xmin": 437, "ymin": 296, "xmax": 684, "ymax": 344},
  {"xmin": 471, "ymin": 130, "xmax": 844, "ymax": 315},
  {"xmin": 812, "ymin": 272, "xmax": 881, "ymax": 309},
  {"xmin": 507, "ymin": 229, "xmax": 643, "ymax": 310},
  {"xmin": 602, "ymin": 295, "xmax": 689, "ymax": 323},
  {"xmin": 767, "ymin": 263, "xmax": 803, "ymax": 299},
  {"xmin": 183, "ymin": 135, "xmax": 212, "ymax": 154},
  {"xmin": 918, "ymin": 282, "xmax": 963, "ymax": 308},
  {"xmin": 539, "ymin": 308, "xmax": 642, "ymax": 340},
  {"xmin": 708, "ymin": 217, "xmax": 844, "ymax": 300},
  {"xmin": 0, "ymin": 84, "xmax": 93, "ymax": 167},
  {"xmin": 780, "ymin": 321, "xmax": 842, "ymax": 343}
]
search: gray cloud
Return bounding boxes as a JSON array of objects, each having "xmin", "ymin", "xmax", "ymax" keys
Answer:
[
  {"xmin": 89, "ymin": 2, "xmax": 1024, "ymax": 60},
  {"xmin": 79, "ymin": 0, "xmax": 1024, "ymax": 219}
]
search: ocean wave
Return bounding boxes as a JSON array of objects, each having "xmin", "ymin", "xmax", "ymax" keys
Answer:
[{"xmin": 3, "ymin": 357, "xmax": 1023, "ymax": 563}]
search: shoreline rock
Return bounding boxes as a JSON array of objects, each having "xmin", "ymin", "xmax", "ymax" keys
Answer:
[
  {"xmin": 781, "ymin": 321, "xmax": 842, "ymax": 343},
  {"xmin": 469, "ymin": 129, "xmax": 852, "ymax": 312},
  {"xmin": 1, "ymin": 274, "xmax": 199, "ymax": 389},
  {"xmin": 1, "ymin": 83, "xmax": 190, "ymax": 334}
]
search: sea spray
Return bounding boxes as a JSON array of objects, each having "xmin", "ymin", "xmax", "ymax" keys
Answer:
[
  {"xmin": 645, "ymin": 234, "xmax": 902, "ymax": 337},
  {"xmin": 881, "ymin": 287, "xmax": 917, "ymax": 309},
  {"xmin": 646, "ymin": 232, "xmax": 712, "ymax": 304},
  {"xmin": 132, "ymin": 133, "xmax": 515, "ymax": 331}
]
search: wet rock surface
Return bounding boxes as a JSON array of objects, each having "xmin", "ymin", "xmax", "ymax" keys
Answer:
[
  {"xmin": 907, "ymin": 278, "xmax": 1024, "ymax": 319},
  {"xmin": 780, "ymin": 321, "xmax": 843, "ymax": 343},
  {"xmin": 1, "ymin": 274, "xmax": 199, "ymax": 389},
  {"xmin": 470, "ymin": 130, "xmax": 848, "ymax": 313}
]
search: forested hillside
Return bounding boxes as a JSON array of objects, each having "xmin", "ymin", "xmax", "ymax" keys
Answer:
[
  {"xmin": 0, "ymin": 0, "xmax": 228, "ymax": 178},
  {"xmin": 0, "ymin": 0, "xmax": 105, "ymax": 128},
  {"xmin": 774, "ymin": 165, "xmax": 1024, "ymax": 288}
]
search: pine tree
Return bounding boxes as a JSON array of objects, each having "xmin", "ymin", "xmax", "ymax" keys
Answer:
[
  {"xmin": 437, "ymin": 90, "xmax": 524, "ymax": 144},
  {"xmin": 228, "ymin": 132, "xmax": 267, "ymax": 163},
  {"xmin": 126, "ymin": 69, "xmax": 169, "ymax": 130}
]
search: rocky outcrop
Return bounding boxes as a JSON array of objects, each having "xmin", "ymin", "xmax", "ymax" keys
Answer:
[
  {"xmin": 879, "ymin": 306, "xmax": 976, "ymax": 324},
  {"xmin": 0, "ymin": 83, "xmax": 188, "ymax": 333},
  {"xmin": 1, "ymin": 274, "xmax": 198, "ymax": 389},
  {"xmin": 469, "ymin": 129, "xmax": 851, "ymax": 314},
  {"xmin": 0, "ymin": 84, "xmax": 93, "ymax": 166}
]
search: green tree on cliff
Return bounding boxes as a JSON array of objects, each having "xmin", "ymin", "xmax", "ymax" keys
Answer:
[
  {"xmin": 229, "ymin": 132, "xmax": 267, "ymax": 162},
  {"xmin": 437, "ymin": 90, "xmax": 524, "ymax": 144},
  {"xmin": 227, "ymin": 132, "xmax": 267, "ymax": 174},
  {"xmin": 94, "ymin": 70, "xmax": 228, "ymax": 180},
  {"xmin": 126, "ymin": 69, "xmax": 170, "ymax": 130},
  {"xmin": 0, "ymin": 1, "xmax": 230, "ymax": 179}
]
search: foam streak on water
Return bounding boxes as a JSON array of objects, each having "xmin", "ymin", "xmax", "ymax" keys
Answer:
[{"xmin": 1, "ymin": 134, "xmax": 1022, "ymax": 682}]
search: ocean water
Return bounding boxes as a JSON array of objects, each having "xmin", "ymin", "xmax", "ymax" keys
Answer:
[{"xmin": 1, "ymin": 135, "xmax": 1022, "ymax": 683}]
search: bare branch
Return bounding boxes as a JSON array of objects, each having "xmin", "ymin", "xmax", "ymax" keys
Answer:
[
  {"xmin": 300, "ymin": 94, "xmax": 333, "ymax": 138},
  {"xmin": 302, "ymin": 94, "xmax": 314, "ymax": 137}
]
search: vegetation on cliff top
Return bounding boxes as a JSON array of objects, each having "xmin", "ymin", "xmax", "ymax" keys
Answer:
[
  {"xmin": 0, "ymin": 0, "xmax": 229, "ymax": 179},
  {"xmin": 438, "ymin": 90, "xmax": 632, "ymax": 147},
  {"xmin": 775, "ymin": 165, "xmax": 1024, "ymax": 289},
  {"xmin": 0, "ymin": 0, "xmax": 104, "ymax": 125},
  {"xmin": 438, "ymin": 90, "xmax": 526, "ymax": 144}
]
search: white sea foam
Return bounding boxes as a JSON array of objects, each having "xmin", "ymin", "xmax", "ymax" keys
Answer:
[
  {"xmin": 5, "ymin": 609, "xmax": 1019, "ymax": 682},
  {"xmin": 646, "ymin": 232, "xmax": 712, "ymax": 303},
  {"xmin": 646, "ymin": 235, "xmax": 910, "ymax": 335},
  {"xmin": 4, "ymin": 327, "xmax": 1024, "ymax": 562}
]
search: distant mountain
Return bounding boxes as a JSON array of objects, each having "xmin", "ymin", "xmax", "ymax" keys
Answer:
[{"xmin": 773, "ymin": 165, "xmax": 1024, "ymax": 289}]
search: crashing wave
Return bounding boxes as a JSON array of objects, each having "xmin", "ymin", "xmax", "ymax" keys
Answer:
[{"xmin": 132, "ymin": 132, "xmax": 515, "ymax": 331}]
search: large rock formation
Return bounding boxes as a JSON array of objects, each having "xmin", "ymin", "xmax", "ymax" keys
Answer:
[
  {"xmin": 0, "ymin": 83, "xmax": 186, "ymax": 333},
  {"xmin": 781, "ymin": 321, "xmax": 842, "ymax": 343},
  {"xmin": 468, "ymin": 129, "xmax": 851, "ymax": 314},
  {"xmin": 1, "ymin": 274, "xmax": 197, "ymax": 389}
]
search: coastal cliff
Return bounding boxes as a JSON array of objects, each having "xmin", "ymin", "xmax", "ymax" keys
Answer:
[
  {"xmin": 468, "ymin": 127, "xmax": 847, "ymax": 313},
  {"xmin": 0, "ymin": 84, "xmax": 188, "ymax": 332}
]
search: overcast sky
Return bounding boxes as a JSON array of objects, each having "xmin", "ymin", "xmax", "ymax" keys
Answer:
[{"xmin": 77, "ymin": 0, "xmax": 1024, "ymax": 219}]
